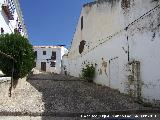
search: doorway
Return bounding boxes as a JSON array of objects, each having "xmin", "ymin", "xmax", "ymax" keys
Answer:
[{"xmin": 41, "ymin": 62, "xmax": 46, "ymax": 71}]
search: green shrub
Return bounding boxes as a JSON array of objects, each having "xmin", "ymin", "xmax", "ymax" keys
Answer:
[
  {"xmin": 0, "ymin": 33, "xmax": 35, "ymax": 81},
  {"xmin": 81, "ymin": 64, "xmax": 95, "ymax": 82}
]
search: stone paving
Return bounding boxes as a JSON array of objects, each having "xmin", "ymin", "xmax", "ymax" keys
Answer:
[
  {"xmin": 28, "ymin": 80, "xmax": 143, "ymax": 113},
  {"xmin": 0, "ymin": 73, "xmax": 159, "ymax": 120}
]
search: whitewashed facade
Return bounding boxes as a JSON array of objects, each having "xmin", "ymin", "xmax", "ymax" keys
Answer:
[
  {"xmin": 33, "ymin": 46, "xmax": 68, "ymax": 74},
  {"xmin": 62, "ymin": 0, "xmax": 160, "ymax": 106},
  {"xmin": 0, "ymin": 0, "xmax": 27, "ymax": 37}
]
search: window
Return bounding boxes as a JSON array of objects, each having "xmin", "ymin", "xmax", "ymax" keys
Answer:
[
  {"xmin": 34, "ymin": 62, "xmax": 36, "ymax": 67},
  {"xmin": 14, "ymin": 28, "xmax": 19, "ymax": 34},
  {"xmin": 51, "ymin": 51, "xmax": 56, "ymax": 60},
  {"xmin": 50, "ymin": 62, "xmax": 56, "ymax": 67},
  {"xmin": 8, "ymin": 0, "xmax": 16, "ymax": 15},
  {"xmin": 34, "ymin": 51, "xmax": 37, "ymax": 59},
  {"xmin": 81, "ymin": 16, "xmax": 83, "ymax": 30},
  {"xmin": 79, "ymin": 40, "xmax": 86, "ymax": 54},
  {"xmin": 1, "ymin": 28, "xmax": 4, "ymax": 34},
  {"xmin": 43, "ymin": 51, "xmax": 46, "ymax": 55}
]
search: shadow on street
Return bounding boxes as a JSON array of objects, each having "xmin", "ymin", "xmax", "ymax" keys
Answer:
[{"xmin": 27, "ymin": 73, "xmax": 160, "ymax": 120}]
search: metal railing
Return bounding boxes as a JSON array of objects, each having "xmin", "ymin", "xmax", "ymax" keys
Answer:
[{"xmin": 0, "ymin": 50, "xmax": 16, "ymax": 97}]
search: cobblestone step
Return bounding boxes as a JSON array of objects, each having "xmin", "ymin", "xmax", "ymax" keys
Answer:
[{"xmin": 28, "ymin": 73, "xmax": 83, "ymax": 81}]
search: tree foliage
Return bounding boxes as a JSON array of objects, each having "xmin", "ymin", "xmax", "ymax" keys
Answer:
[{"xmin": 0, "ymin": 33, "xmax": 35, "ymax": 80}]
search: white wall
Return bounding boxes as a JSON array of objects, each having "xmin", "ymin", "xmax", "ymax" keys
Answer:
[
  {"xmin": 62, "ymin": 0, "xmax": 160, "ymax": 105},
  {"xmin": 127, "ymin": 6, "xmax": 160, "ymax": 101}
]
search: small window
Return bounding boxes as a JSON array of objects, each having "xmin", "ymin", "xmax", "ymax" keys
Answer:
[
  {"xmin": 34, "ymin": 62, "xmax": 36, "ymax": 67},
  {"xmin": 81, "ymin": 16, "xmax": 83, "ymax": 30},
  {"xmin": 43, "ymin": 51, "xmax": 46, "ymax": 55},
  {"xmin": 50, "ymin": 62, "xmax": 56, "ymax": 67},
  {"xmin": 79, "ymin": 40, "xmax": 86, "ymax": 54},
  {"xmin": 34, "ymin": 51, "xmax": 37, "ymax": 59},
  {"xmin": 1, "ymin": 28, "xmax": 4, "ymax": 34},
  {"xmin": 14, "ymin": 28, "xmax": 20, "ymax": 34}
]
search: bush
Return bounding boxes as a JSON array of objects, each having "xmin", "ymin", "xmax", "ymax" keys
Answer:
[
  {"xmin": 81, "ymin": 64, "xmax": 95, "ymax": 82},
  {"xmin": 0, "ymin": 33, "xmax": 35, "ymax": 81}
]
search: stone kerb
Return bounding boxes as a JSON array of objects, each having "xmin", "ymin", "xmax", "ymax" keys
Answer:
[{"xmin": 0, "ymin": 77, "xmax": 11, "ymax": 97}]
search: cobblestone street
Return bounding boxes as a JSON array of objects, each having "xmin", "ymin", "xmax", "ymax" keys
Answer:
[{"xmin": 0, "ymin": 73, "xmax": 159, "ymax": 120}]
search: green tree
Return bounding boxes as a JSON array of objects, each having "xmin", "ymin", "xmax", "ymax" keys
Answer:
[{"xmin": 0, "ymin": 33, "xmax": 35, "ymax": 81}]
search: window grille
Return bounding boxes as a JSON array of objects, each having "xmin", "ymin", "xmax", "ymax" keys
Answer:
[
  {"xmin": 8, "ymin": 0, "xmax": 15, "ymax": 16},
  {"xmin": 50, "ymin": 62, "xmax": 56, "ymax": 67}
]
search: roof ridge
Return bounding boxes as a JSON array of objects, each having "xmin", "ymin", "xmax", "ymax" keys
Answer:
[{"xmin": 83, "ymin": 0, "xmax": 119, "ymax": 7}]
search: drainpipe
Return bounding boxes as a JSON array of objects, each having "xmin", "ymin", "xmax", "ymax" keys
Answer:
[
  {"xmin": 125, "ymin": 27, "xmax": 130, "ymax": 62},
  {"xmin": 0, "ymin": 50, "xmax": 16, "ymax": 97},
  {"xmin": 9, "ymin": 59, "xmax": 14, "ymax": 97},
  {"xmin": 109, "ymin": 60, "xmax": 111, "ymax": 87},
  {"xmin": 127, "ymin": 36, "xmax": 130, "ymax": 62}
]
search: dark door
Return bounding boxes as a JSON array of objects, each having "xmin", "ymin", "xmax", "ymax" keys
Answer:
[{"xmin": 41, "ymin": 62, "xmax": 46, "ymax": 71}]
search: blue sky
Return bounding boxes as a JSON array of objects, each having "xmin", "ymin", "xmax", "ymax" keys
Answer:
[{"xmin": 19, "ymin": 0, "xmax": 93, "ymax": 48}]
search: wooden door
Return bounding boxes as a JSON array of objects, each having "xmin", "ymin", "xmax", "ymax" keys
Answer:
[{"xmin": 41, "ymin": 62, "xmax": 46, "ymax": 71}]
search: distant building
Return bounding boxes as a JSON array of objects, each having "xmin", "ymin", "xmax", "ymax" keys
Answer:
[
  {"xmin": 33, "ymin": 46, "xmax": 68, "ymax": 74},
  {"xmin": 0, "ymin": 0, "xmax": 27, "ymax": 37},
  {"xmin": 62, "ymin": 0, "xmax": 160, "ymax": 106}
]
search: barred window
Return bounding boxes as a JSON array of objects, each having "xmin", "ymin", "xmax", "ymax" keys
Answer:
[
  {"xmin": 50, "ymin": 62, "xmax": 56, "ymax": 67},
  {"xmin": 8, "ymin": 0, "xmax": 15, "ymax": 15},
  {"xmin": 51, "ymin": 51, "xmax": 56, "ymax": 60}
]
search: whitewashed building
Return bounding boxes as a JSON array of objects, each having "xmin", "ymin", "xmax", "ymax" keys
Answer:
[
  {"xmin": 0, "ymin": 0, "xmax": 27, "ymax": 36},
  {"xmin": 62, "ymin": 0, "xmax": 160, "ymax": 106},
  {"xmin": 0, "ymin": 0, "xmax": 27, "ymax": 77},
  {"xmin": 33, "ymin": 46, "xmax": 68, "ymax": 74}
]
